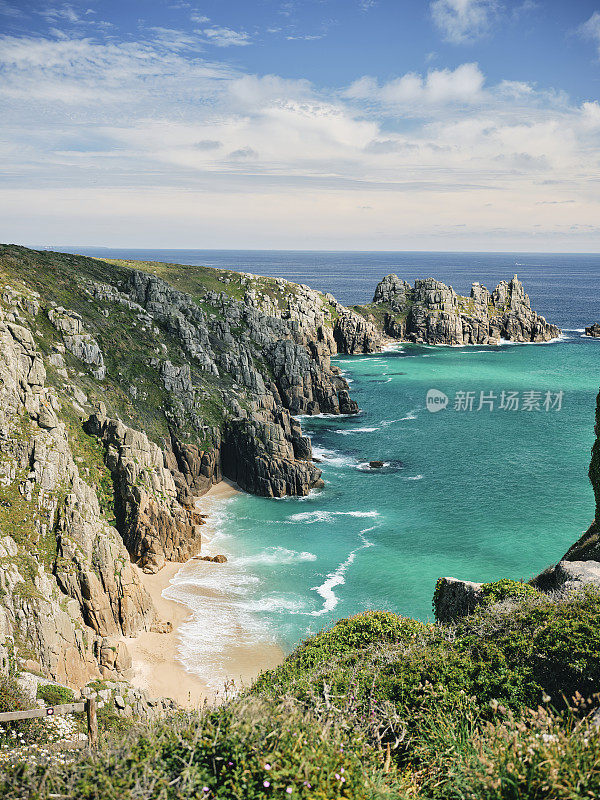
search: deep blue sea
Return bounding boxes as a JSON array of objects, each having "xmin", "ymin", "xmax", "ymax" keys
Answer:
[{"xmin": 62, "ymin": 248, "xmax": 600, "ymax": 687}]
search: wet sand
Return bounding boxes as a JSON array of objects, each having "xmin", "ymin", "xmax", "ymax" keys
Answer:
[{"xmin": 124, "ymin": 480, "xmax": 284, "ymax": 708}]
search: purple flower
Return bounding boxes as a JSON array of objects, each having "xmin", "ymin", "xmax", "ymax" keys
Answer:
[
  {"xmin": 263, "ymin": 781, "xmax": 270, "ymax": 788},
  {"xmin": 264, "ymin": 763, "xmax": 272, "ymax": 770},
  {"xmin": 286, "ymin": 789, "xmax": 293, "ymax": 794},
  {"xmin": 202, "ymin": 788, "xmax": 209, "ymax": 794}
]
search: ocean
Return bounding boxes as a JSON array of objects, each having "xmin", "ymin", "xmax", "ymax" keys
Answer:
[{"xmin": 63, "ymin": 248, "xmax": 600, "ymax": 687}]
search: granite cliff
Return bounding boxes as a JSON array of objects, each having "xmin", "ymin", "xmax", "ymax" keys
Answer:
[
  {"xmin": 0, "ymin": 245, "xmax": 565, "ymax": 693},
  {"xmin": 0, "ymin": 245, "xmax": 381, "ymax": 688},
  {"xmin": 355, "ymin": 273, "xmax": 560, "ymax": 345}
]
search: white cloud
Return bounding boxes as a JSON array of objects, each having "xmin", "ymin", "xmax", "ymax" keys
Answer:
[
  {"xmin": 431, "ymin": 0, "xmax": 498, "ymax": 44},
  {"xmin": 0, "ymin": 1, "xmax": 23, "ymax": 17},
  {"xmin": 579, "ymin": 11, "xmax": 600, "ymax": 56},
  {"xmin": 0, "ymin": 32, "xmax": 599, "ymax": 250},
  {"xmin": 200, "ymin": 26, "xmax": 251, "ymax": 47},
  {"xmin": 345, "ymin": 63, "xmax": 485, "ymax": 107},
  {"xmin": 39, "ymin": 3, "xmax": 82, "ymax": 24}
]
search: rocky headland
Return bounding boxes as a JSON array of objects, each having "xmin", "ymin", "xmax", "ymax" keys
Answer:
[
  {"xmin": 0, "ymin": 245, "xmax": 565, "ymax": 707},
  {"xmin": 354, "ymin": 273, "xmax": 560, "ymax": 345},
  {"xmin": 0, "ymin": 244, "xmax": 384, "ymax": 695}
]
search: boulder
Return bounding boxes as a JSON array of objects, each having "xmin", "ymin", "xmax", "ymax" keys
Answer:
[
  {"xmin": 196, "ymin": 554, "xmax": 228, "ymax": 563},
  {"xmin": 585, "ymin": 323, "xmax": 600, "ymax": 338},
  {"xmin": 433, "ymin": 577, "xmax": 484, "ymax": 622}
]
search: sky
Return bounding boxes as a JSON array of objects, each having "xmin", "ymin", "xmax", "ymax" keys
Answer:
[{"xmin": 1, "ymin": 0, "xmax": 600, "ymax": 251}]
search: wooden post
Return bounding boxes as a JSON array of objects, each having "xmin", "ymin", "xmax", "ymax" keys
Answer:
[{"xmin": 86, "ymin": 696, "xmax": 98, "ymax": 750}]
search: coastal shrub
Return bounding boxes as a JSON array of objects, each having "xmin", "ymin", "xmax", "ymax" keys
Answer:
[
  {"xmin": 255, "ymin": 589, "xmax": 600, "ymax": 720},
  {"xmin": 36, "ymin": 684, "xmax": 74, "ymax": 706},
  {"xmin": 480, "ymin": 579, "xmax": 539, "ymax": 605},
  {"xmin": 0, "ymin": 699, "xmax": 404, "ymax": 799},
  {"xmin": 0, "ymin": 677, "xmax": 29, "ymax": 715},
  {"xmin": 0, "ymin": 676, "xmax": 46, "ymax": 747}
]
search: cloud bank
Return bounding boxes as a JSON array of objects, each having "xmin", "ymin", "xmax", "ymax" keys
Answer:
[{"xmin": 0, "ymin": 27, "xmax": 599, "ymax": 250}]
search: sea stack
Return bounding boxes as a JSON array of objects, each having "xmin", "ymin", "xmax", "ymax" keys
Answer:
[
  {"xmin": 585, "ymin": 323, "xmax": 600, "ymax": 338},
  {"xmin": 355, "ymin": 274, "xmax": 561, "ymax": 346}
]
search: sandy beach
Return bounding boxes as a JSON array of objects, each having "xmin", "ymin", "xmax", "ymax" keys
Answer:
[{"xmin": 124, "ymin": 479, "xmax": 284, "ymax": 708}]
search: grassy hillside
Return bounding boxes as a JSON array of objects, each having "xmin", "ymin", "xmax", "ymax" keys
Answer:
[
  {"xmin": 2, "ymin": 590, "xmax": 599, "ymax": 799},
  {"xmin": 0, "ymin": 245, "xmax": 278, "ymax": 446}
]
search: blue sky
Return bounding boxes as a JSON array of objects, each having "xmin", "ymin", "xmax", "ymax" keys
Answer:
[{"xmin": 1, "ymin": 0, "xmax": 600, "ymax": 250}]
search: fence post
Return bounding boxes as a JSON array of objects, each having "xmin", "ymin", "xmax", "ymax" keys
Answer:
[{"xmin": 86, "ymin": 696, "xmax": 98, "ymax": 750}]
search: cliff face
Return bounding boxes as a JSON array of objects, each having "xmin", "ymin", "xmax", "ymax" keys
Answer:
[
  {"xmin": 0, "ymin": 245, "xmax": 377, "ymax": 685},
  {"xmin": 0, "ymin": 296, "xmax": 156, "ymax": 686},
  {"xmin": 357, "ymin": 274, "xmax": 560, "ymax": 345}
]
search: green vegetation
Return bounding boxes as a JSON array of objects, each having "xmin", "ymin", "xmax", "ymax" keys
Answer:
[
  {"xmin": 0, "ymin": 676, "xmax": 46, "ymax": 746},
  {"xmin": 36, "ymin": 684, "xmax": 74, "ymax": 706},
  {"xmin": 353, "ymin": 301, "xmax": 410, "ymax": 332},
  {"xmin": 1, "ymin": 591, "xmax": 600, "ymax": 798},
  {"xmin": 481, "ymin": 578, "xmax": 540, "ymax": 605},
  {"xmin": 101, "ymin": 257, "xmax": 298, "ymax": 313}
]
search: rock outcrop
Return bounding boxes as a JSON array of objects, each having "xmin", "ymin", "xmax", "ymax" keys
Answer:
[
  {"xmin": 0, "ymin": 245, "xmax": 374, "ymax": 690},
  {"xmin": 84, "ymin": 409, "xmax": 207, "ymax": 573},
  {"xmin": 585, "ymin": 323, "xmax": 600, "ymax": 338},
  {"xmin": 359, "ymin": 274, "xmax": 560, "ymax": 345},
  {"xmin": 0, "ymin": 293, "xmax": 157, "ymax": 686},
  {"xmin": 553, "ymin": 388, "xmax": 600, "ymax": 564},
  {"xmin": 433, "ymin": 577, "xmax": 484, "ymax": 623}
]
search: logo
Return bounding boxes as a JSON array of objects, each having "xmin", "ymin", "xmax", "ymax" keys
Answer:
[{"xmin": 426, "ymin": 389, "xmax": 449, "ymax": 413}]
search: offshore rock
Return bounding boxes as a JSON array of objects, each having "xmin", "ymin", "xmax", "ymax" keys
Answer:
[
  {"xmin": 585, "ymin": 323, "xmax": 600, "ymax": 338},
  {"xmin": 364, "ymin": 274, "xmax": 560, "ymax": 345}
]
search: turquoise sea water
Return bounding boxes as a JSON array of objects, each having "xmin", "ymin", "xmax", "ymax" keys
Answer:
[{"xmin": 61, "ymin": 248, "xmax": 600, "ymax": 684}]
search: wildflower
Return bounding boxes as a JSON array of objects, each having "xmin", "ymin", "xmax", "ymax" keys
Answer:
[
  {"xmin": 286, "ymin": 789, "xmax": 292, "ymax": 795},
  {"xmin": 263, "ymin": 781, "xmax": 270, "ymax": 788},
  {"xmin": 264, "ymin": 763, "xmax": 271, "ymax": 770},
  {"xmin": 203, "ymin": 787, "xmax": 209, "ymax": 793}
]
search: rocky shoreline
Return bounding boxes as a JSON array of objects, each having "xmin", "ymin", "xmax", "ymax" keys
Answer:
[{"xmin": 0, "ymin": 245, "xmax": 566, "ymax": 715}]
